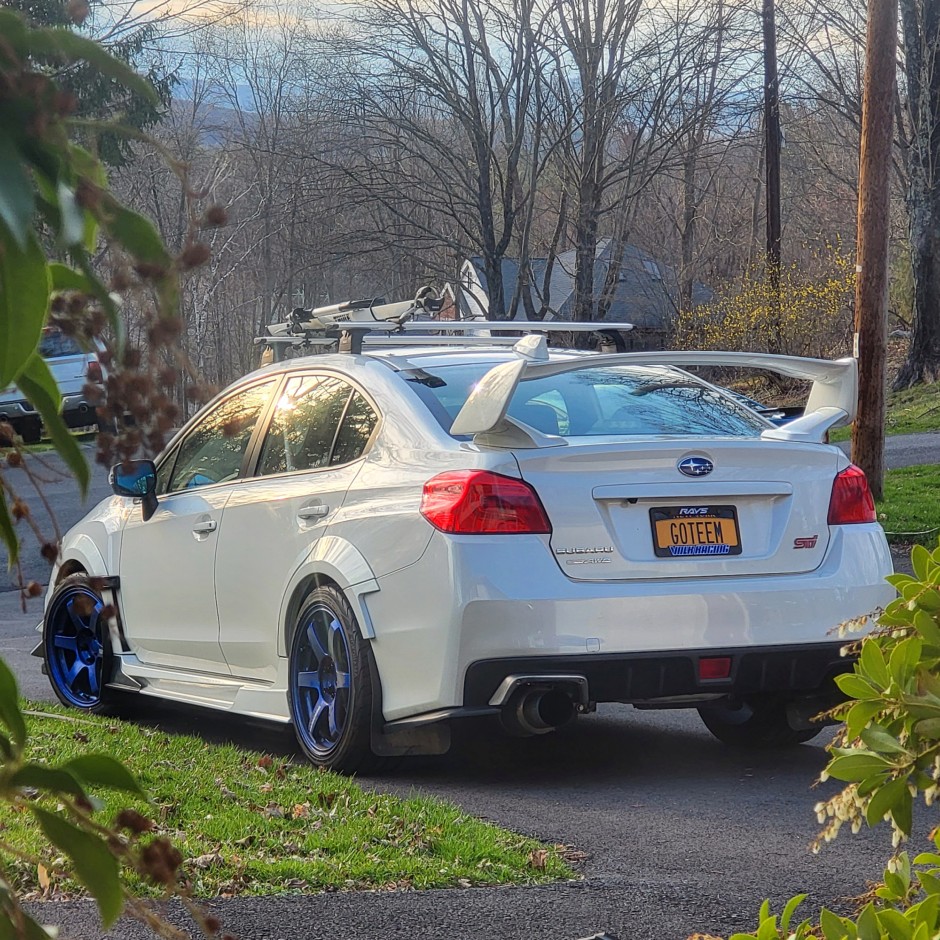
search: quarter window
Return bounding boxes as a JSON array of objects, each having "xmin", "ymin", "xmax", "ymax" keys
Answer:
[
  {"xmin": 257, "ymin": 376, "xmax": 378, "ymax": 475},
  {"xmin": 166, "ymin": 381, "xmax": 275, "ymax": 492}
]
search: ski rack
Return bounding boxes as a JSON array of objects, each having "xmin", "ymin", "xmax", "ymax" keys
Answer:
[{"xmin": 256, "ymin": 289, "xmax": 635, "ymax": 360}]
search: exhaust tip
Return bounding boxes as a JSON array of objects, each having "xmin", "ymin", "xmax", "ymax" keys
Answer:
[{"xmin": 501, "ymin": 687, "xmax": 576, "ymax": 737}]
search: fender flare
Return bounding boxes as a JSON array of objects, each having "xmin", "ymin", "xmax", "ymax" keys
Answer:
[{"xmin": 277, "ymin": 535, "xmax": 380, "ymax": 656}]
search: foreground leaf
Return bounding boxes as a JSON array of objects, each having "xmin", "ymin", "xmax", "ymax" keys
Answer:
[
  {"xmin": 0, "ymin": 224, "xmax": 49, "ymax": 387},
  {"xmin": 63, "ymin": 754, "xmax": 146, "ymax": 797},
  {"xmin": 16, "ymin": 354, "xmax": 89, "ymax": 497},
  {"xmin": 31, "ymin": 806, "xmax": 122, "ymax": 928}
]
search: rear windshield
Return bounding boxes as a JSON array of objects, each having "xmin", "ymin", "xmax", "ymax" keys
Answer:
[
  {"xmin": 39, "ymin": 331, "xmax": 83, "ymax": 358},
  {"xmin": 405, "ymin": 363, "xmax": 768, "ymax": 438}
]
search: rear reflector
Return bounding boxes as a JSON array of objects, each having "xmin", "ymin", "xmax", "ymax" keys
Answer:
[
  {"xmin": 699, "ymin": 657, "xmax": 732, "ymax": 680},
  {"xmin": 420, "ymin": 470, "xmax": 552, "ymax": 534},
  {"xmin": 828, "ymin": 464, "xmax": 876, "ymax": 525},
  {"xmin": 86, "ymin": 360, "xmax": 103, "ymax": 383}
]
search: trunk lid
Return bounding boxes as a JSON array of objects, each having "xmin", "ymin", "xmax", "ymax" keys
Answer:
[{"xmin": 513, "ymin": 438, "xmax": 841, "ymax": 580}]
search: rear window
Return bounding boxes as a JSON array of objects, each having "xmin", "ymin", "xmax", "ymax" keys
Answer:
[
  {"xmin": 405, "ymin": 363, "xmax": 768, "ymax": 438},
  {"xmin": 39, "ymin": 331, "xmax": 83, "ymax": 358}
]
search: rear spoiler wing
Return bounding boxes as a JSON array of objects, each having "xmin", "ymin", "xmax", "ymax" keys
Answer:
[{"xmin": 449, "ymin": 350, "xmax": 857, "ymax": 446}]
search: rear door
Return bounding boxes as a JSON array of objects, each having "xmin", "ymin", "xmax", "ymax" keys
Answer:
[
  {"xmin": 504, "ymin": 366, "xmax": 839, "ymax": 581},
  {"xmin": 214, "ymin": 373, "xmax": 380, "ymax": 680}
]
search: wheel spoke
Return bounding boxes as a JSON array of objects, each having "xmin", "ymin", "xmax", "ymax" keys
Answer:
[
  {"xmin": 296, "ymin": 670, "xmax": 320, "ymax": 690},
  {"xmin": 66, "ymin": 658, "xmax": 84, "ymax": 687},
  {"xmin": 308, "ymin": 696, "xmax": 327, "ymax": 736},
  {"xmin": 327, "ymin": 618, "xmax": 343, "ymax": 658},
  {"xmin": 327, "ymin": 703, "xmax": 340, "ymax": 739},
  {"xmin": 87, "ymin": 664, "xmax": 99, "ymax": 695},
  {"xmin": 53, "ymin": 635, "xmax": 78, "ymax": 651},
  {"xmin": 305, "ymin": 622, "xmax": 328, "ymax": 661},
  {"xmin": 334, "ymin": 669, "xmax": 351, "ymax": 690},
  {"xmin": 66, "ymin": 598, "xmax": 86, "ymax": 631}
]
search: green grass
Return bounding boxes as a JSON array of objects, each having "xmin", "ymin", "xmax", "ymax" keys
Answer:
[
  {"xmin": 6, "ymin": 703, "xmax": 574, "ymax": 899},
  {"xmin": 830, "ymin": 381, "xmax": 940, "ymax": 442},
  {"xmin": 877, "ymin": 464, "xmax": 940, "ymax": 546}
]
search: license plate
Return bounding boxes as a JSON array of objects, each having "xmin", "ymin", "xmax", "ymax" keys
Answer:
[{"xmin": 649, "ymin": 505, "xmax": 742, "ymax": 557}]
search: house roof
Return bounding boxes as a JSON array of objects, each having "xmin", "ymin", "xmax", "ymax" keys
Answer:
[{"xmin": 461, "ymin": 239, "xmax": 711, "ymax": 327}]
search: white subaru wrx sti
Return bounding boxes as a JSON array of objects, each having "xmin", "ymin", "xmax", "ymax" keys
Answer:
[{"xmin": 37, "ymin": 325, "xmax": 895, "ymax": 772}]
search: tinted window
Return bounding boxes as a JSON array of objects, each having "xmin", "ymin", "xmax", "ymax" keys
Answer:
[
  {"xmin": 39, "ymin": 331, "xmax": 83, "ymax": 358},
  {"xmin": 257, "ymin": 375, "xmax": 354, "ymax": 475},
  {"xmin": 406, "ymin": 363, "xmax": 767, "ymax": 438},
  {"xmin": 167, "ymin": 382, "xmax": 275, "ymax": 492},
  {"xmin": 331, "ymin": 391, "xmax": 378, "ymax": 465}
]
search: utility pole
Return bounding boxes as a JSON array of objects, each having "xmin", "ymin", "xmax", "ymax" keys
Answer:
[
  {"xmin": 762, "ymin": 0, "xmax": 781, "ymax": 287},
  {"xmin": 852, "ymin": 0, "xmax": 896, "ymax": 500}
]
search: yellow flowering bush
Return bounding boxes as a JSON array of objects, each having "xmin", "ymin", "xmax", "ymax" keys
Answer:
[{"xmin": 676, "ymin": 250, "xmax": 856, "ymax": 358}]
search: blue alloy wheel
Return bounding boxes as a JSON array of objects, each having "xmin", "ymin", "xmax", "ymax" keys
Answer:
[
  {"xmin": 291, "ymin": 600, "xmax": 354, "ymax": 758},
  {"xmin": 45, "ymin": 580, "xmax": 108, "ymax": 708}
]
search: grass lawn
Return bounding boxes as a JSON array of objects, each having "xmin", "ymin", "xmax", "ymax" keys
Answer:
[
  {"xmin": 5, "ymin": 703, "xmax": 573, "ymax": 899},
  {"xmin": 831, "ymin": 381, "xmax": 940, "ymax": 441},
  {"xmin": 877, "ymin": 464, "xmax": 940, "ymax": 546}
]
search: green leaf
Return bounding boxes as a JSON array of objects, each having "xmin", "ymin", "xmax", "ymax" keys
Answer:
[
  {"xmin": 865, "ymin": 776, "xmax": 909, "ymax": 827},
  {"xmin": 780, "ymin": 894, "xmax": 807, "ymax": 933},
  {"xmin": 827, "ymin": 751, "xmax": 894, "ymax": 782},
  {"xmin": 756, "ymin": 913, "xmax": 778, "ymax": 940},
  {"xmin": 100, "ymin": 197, "xmax": 170, "ymax": 267},
  {"xmin": 16, "ymin": 354, "xmax": 89, "ymax": 497},
  {"xmin": 8, "ymin": 763, "xmax": 87, "ymax": 799},
  {"xmin": 846, "ymin": 700, "xmax": 883, "ymax": 740},
  {"xmin": 0, "ymin": 135, "xmax": 35, "ymax": 251},
  {"xmin": 887, "ymin": 573, "xmax": 917, "ymax": 590},
  {"xmin": 913, "ymin": 545, "xmax": 931, "ymax": 581},
  {"xmin": 0, "ymin": 658, "xmax": 26, "ymax": 750},
  {"xmin": 914, "ymin": 717, "xmax": 940, "ymax": 738},
  {"xmin": 31, "ymin": 806, "xmax": 123, "ymax": 928},
  {"xmin": 860, "ymin": 724, "xmax": 908, "ymax": 755},
  {"xmin": 913, "ymin": 609, "xmax": 940, "ymax": 645},
  {"xmin": 894, "ymin": 784, "xmax": 914, "ymax": 836},
  {"xmin": 0, "ymin": 906, "xmax": 58, "ymax": 940},
  {"xmin": 878, "ymin": 908, "xmax": 913, "ymax": 940},
  {"xmin": 819, "ymin": 907, "xmax": 853, "ymax": 940},
  {"xmin": 889, "ymin": 637, "xmax": 922, "ymax": 688},
  {"xmin": 836, "ymin": 673, "xmax": 880, "ymax": 701},
  {"xmin": 0, "ymin": 223, "xmax": 50, "ymax": 387},
  {"xmin": 49, "ymin": 263, "xmax": 95, "ymax": 294},
  {"xmin": 0, "ymin": 489, "xmax": 17, "ymax": 569},
  {"xmin": 860, "ymin": 640, "xmax": 891, "ymax": 689},
  {"xmin": 27, "ymin": 28, "xmax": 159, "ymax": 107},
  {"xmin": 62, "ymin": 754, "xmax": 146, "ymax": 797},
  {"xmin": 857, "ymin": 903, "xmax": 880, "ymax": 940}
]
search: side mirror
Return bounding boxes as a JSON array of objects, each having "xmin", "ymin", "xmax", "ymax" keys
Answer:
[{"xmin": 110, "ymin": 460, "xmax": 158, "ymax": 522}]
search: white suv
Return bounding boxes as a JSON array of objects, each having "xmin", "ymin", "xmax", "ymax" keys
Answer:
[{"xmin": 0, "ymin": 329, "xmax": 105, "ymax": 443}]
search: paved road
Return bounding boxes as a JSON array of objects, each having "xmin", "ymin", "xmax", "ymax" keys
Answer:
[
  {"xmin": 836, "ymin": 430, "xmax": 940, "ymax": 469},
  {"xmin": 1, "ymin": 438, "xmax": 934, "ymax": 939}
]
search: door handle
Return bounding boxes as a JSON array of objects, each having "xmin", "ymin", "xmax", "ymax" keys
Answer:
[
  {"xmin": 192, "ymin": 519, "xmax": 217, "ymax": 534},
  {"xmin": 298, "ymin": 504, "xmax": 329, "ymax": 521}
]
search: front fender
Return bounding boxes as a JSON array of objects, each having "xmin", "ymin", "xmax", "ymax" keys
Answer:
[{"xmin": 277, "ymin": 535, "xmax": 380, "ymax": 655}]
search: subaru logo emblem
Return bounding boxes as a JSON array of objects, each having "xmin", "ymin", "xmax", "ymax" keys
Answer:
[{"xmin": 678, "ymin": 456, "xmax": 713, "ymax": 477}]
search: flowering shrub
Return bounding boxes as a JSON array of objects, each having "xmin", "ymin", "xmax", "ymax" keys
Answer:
[
  {"xmin": 676, "ymin": 251, "xmax": 856, "ymax": 358},
  {"xmin": 717, "ymin": 542, "xmax": 940, "ymax": 940}
]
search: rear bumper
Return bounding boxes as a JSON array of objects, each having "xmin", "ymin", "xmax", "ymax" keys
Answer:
[{"xmin": 462, "ymin": 641, "xmax": 850, "ymax": 707}]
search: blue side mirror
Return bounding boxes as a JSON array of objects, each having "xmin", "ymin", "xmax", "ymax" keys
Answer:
[{"xmin": 110, "ymin": 460, "xmax": 159, "ymax": 521}]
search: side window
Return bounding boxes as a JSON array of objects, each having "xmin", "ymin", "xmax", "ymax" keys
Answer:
[
  {"xmin": 331, "ymin": 391, "xmax": 378, "ymax": 465},
  {"xmin": 257, "ymin": 375, "xmax": 352, "ymax": 476},
  {"xmin": 167, "ymin": 381, "xmax": 275, "ymax": 492},
  {"xmin": 155, "ymin": 447, "xmax": 178, "ymax": 496}
]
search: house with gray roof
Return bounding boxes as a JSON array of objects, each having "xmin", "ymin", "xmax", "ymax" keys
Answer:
[{"xmin": 455, "ymin": 239, "xmax": 711, "ymax": 348}]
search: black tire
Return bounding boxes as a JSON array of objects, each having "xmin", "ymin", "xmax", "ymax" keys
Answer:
[
  {"xmin": 43, "ymin": 574, "xmax": 114, "ymax": 712},
  {"xmin": 287, "ymin": 585, "xmax": 377, "ymax": 774},
  {"xmin": 18, "ymin": 418, "xmax": 42, "ymax": 445},
  {"xmin": 698, "ymin": 696, "xmax": 822, "ymax": 748}
]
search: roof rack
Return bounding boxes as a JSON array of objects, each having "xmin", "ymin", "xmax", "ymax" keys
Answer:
[{"xmin": 256, "ymin": 287, "xmax": 635, "ymax": 360}]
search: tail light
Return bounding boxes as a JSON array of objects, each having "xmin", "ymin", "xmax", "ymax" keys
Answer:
[
  {"xmin": 828, "ymin": 464, "xmax": 876, "ymax": 524},
  {"xmin": 86, "ymin": 360, "xmax": 103, "ymax": 383},
  {"xmin": 420, "ymin": 470, "xmax": 551, "ymax": 534}
]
